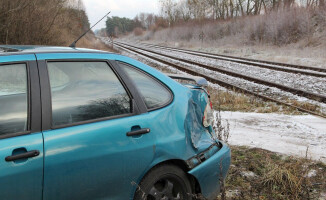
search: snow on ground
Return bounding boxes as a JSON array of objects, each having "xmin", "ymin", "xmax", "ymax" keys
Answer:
[{"xmin": 221, "ymin": 111, "xmax": 326, "ymax": 163}]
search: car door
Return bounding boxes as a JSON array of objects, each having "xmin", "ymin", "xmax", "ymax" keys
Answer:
[
  {"xmin": 0, "ymin": 55, "xmax": 43, "ymax": 200},
  {"xmin": 35, "ymin": 54, "xmax": 162, "ymax": 200}
]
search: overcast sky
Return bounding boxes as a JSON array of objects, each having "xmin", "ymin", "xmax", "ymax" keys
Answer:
[{"xmin": 83, "ymin": 0, "xmax": 160, "ymax": 30}]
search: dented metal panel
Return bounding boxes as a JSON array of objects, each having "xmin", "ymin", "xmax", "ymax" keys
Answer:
[
  {"xmin": 184, "ymin": 88, "xmax": 215, "ymax": 151},
  {"xmin": 189, "ymin": 142, "xmax": 231, "ymax": 199}
]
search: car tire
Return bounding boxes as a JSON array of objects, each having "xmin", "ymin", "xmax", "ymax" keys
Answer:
[{"xmin": 134, "ymin": 164, "xmax": 193, "ymax": 200}]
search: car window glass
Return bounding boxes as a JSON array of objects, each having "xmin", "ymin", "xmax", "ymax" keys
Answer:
[
  {"xmin": 118, "ymin": 62, "xmax": 172, "ymax": 110},
  {"xmin": 0, "ymin": 64, "xmax": 28, "ymax": 135},
  {"xmin": 48, "ymin": 65, "xmax": 69, "ymax": 91},
  {"xmin": 48, "ymin": 62, "xmax": 131, "ymax": 126}
]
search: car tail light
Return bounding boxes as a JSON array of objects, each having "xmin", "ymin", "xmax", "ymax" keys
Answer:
[{"xmin": 203, "ymin": 99, "xmax": 213, "ymax": 127}]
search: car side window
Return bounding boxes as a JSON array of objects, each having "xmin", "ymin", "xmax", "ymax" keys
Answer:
[
  {"xmin": 0, "ymin": 64, "xmax": 28, "ymax": 136},
  {"xmin": 118, "ymin": 62, "xmax": 172, "ymax": 110},
  {"xmin": 48, "ymin": 62, "xmax": 131, "ymax": 127}
]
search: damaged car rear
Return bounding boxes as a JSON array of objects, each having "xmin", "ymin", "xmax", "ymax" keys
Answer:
[
  {"xmin": 129, "ymin": 68, "xmax": 231, "ymax": 200},
  {"xmin": 0, "ymin": 47, "xmax": 230, "ymax": 200}
]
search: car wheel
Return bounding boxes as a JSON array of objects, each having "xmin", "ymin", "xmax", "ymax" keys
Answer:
[{"xmin": 134, "ymin": 164, "xmax": 193, "ymax": 200}]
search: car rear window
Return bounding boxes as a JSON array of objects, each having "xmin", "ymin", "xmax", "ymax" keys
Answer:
[
  {"xmin": 118, "ymin": 62, "xmax": 172, "ymax": 110},
  {"xmin": 0, "ymin": 64, "xmax": 28, "ymax": 136},
  {"xmin": 48, "ymin": 61, "xmax": 131, "ymax": 127}
]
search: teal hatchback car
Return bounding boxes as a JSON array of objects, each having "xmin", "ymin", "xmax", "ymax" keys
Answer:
[{"xmin": 0, "ymin": 46, "xmax": 230, "ymax": 200}]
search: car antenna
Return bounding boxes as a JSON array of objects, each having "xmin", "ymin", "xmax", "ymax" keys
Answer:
[{"xmin": 69, "ymin": 11, "xmax": 111, "ymax": 48}]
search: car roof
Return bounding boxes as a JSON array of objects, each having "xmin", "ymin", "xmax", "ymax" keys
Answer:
[{"xmin": 0, "ymin": 45, "xmax": 110, "ymax": 55}]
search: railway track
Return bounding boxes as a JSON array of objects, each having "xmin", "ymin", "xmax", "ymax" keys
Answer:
[
  {"xmin": 138, "ymin": 42, "xmax": 326, "ymax": 75},
  {"xmin": 111, "ymin": 41, "xmax": 326, "ymax": 118},
  {"xmin": 115, "ymin": 41, "xmax": 326, "ymax": 104}
]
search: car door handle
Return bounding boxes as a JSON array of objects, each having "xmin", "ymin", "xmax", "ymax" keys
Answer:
[
  {"xmin": 5, "ymin": 150, "xmax": 40, "ymax": 162},
  {"xmin": 126, "ymin": 128, "xmax": 150, "ymax": 136}
]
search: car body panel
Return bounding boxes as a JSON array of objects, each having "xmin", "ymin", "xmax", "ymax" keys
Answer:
[
  {"xmin": 42, "ymin": 115, "xmax": 156, "ymax": 200},
  {"xmin": 0, "ymin": 45, "xmax": 106, "ymax": 54},
  {"xmin": 0, "ymin": 133, "xmax": 44, "ymax": 200},
  {"xmin": 189, "ymin": 143, "xmax": 231, "ymax": 199},
  {"xmin": 0, "ymin": 54, "xmax": 36, "ymax": 63},
  {"xmin": 0, "ymin": 53, "xmax": 43, "ymax": 200}
]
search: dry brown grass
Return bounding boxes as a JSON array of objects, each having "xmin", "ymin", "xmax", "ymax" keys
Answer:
[
  {"xmin": 133, "ymin": 27, "xmax": 144, "ymax": 36},
  {"xmin": 289, "ymin": 100, "xmax": 319, "ymax": 112},
  {"xmin": 77, "ymin": 34, "xmax": 117, "ymax": 52},
  {"xmin": 208, "ymin": 87, "xmax": 300, "ymax": 114},
  {"xmin": 223, "ymin": 146, "xmax": 326, "ymax": 200},
  {"xmin": 261, "ymin": 161, "xmax": 306, "ymax": 199}
]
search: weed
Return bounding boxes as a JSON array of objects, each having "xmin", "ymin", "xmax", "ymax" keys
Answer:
[
  {"xmin": 208, "ymin": 87, "xmax": 300, "ymax": 115},
  {"xmin": 213, "ymin": 110, "xmax": 230, "ymax": 143},
  {"xmin": 225, "ymin": 146, "xmax": 326, "ymax": 199}
]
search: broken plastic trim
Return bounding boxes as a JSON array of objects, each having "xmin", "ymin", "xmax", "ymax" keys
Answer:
[
  {"xmin": 203, "ymin": 101, "xmax": 214, "ymax": 128},
  {"xmin": 166, "ymin": 73, "xmax": 208, "ymax": 87},
  {"xmin": 186, "ymin": 142, "xmax": 223, "ymax": 169}
]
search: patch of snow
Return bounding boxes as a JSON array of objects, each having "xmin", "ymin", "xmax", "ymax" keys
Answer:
[
  {"xmin": 240, "ymin": 171, "xmax": 257, "ymax": 179},
  {"xmin": 219, "ymin": 111, "xmax": 326, "ymax": 163},
  {"xmin": 320, "ymin": 193, "xmax": 326, "ymax": 200},
  {"xmin": 226, "ymin": 189, "xmax": 241, "ymax": 198},
  {"xmin": 305, "ymin": 169, "xmax": 317, "ymax": 178}
]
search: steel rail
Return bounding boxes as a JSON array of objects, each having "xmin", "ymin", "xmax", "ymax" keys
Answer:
[
  {"xmin": 138, "ymin": 42, "xmax": 326, "ymax": 74},
  {"xmin": 116, "ymin": 41, "xmax": 326, "ymax": 104},
  {"xmin": 113, "ymin": 42, "xmax": 326, "ymax": 118}
]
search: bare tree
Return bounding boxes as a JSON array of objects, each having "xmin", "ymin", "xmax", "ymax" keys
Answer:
[
  {"xmin": 159, "ymin": 0, "xmax": 180, "ymax": 26},
  {"xmin": 157, "ymin": 0, "xmax": 321, "ymax": 24},
  {"xmin": 145, "ymin": 13, "xmax": 155, "ymax": 29},
  {"xmin": 0, "ymin": 0, "xmax": 90, "ymax": 45}
]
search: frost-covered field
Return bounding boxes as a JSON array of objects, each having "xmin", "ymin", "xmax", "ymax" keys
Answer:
[{"xmin": 221, "ymin": 111, "xmax": 326, "ymax": 163}]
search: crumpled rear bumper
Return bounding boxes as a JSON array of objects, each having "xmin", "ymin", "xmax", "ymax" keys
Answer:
[{"xmin": 188, "ymin": 142, "xmax": 231, "ymax": 200}]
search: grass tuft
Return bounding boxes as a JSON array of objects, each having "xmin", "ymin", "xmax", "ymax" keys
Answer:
[{"xmin": 222, "ymin": 146, "xmax": 326, "ymax": 200}]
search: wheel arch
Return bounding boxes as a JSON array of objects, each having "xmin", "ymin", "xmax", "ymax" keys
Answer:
[{"xmin": 133, "ymin": 159, "xmax": 202, "ymax": 199}]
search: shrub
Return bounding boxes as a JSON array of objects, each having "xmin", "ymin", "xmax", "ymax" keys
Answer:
[
  {"xmin": 138, "ymin": 7, "xmax": 325, "ymax": 46},
  {"xmin": 0, "ymin": 0, "xmax": 90, "ymax": 46},
  {"xmin": 133, "ymin": 27, "xmax": 144, "ymax": 36}
]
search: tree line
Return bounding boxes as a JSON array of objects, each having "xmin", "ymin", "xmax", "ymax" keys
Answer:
[
  {"xmin": 0, "ymin": 0, "xmax": 90, "ymax": 45},
  {"xmin": 160, "ymin": 0, "xmax": 325, "ymax": 25},
  {"xmin": 103, "ymin": 13, "xmax": 165, "ymax": 37},
  {"xmin": 103, "ymin": 0, "xmax": 325, "ymax": 37}
]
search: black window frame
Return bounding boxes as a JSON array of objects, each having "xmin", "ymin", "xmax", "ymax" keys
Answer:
[
  {"xmin": 38, "ymin": 59, "xmax": 147, "ymax": 130},
  {"xmin": 116, "ymin": 61, "xmax": 174, "ymax": 112},
  {"xmin": 0, "ymin": 60, "xmax": 41, "ymax": 140}
]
